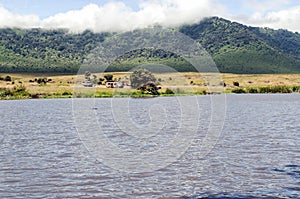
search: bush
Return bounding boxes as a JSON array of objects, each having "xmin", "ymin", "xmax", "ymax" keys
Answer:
[
  {"xmin": 232, "ymin": 88, "xmax": 246, "ymax": 93},
  {"xmin": 104, "ymin": 74, "xmax": 113, "ymax": 82},
  {"xmin": 164, "ymin": 88, "xmax": 175, "ymax": 95},
  {"xmin": 233, "ymin": 81, "xmax": 240, "ymax": 87},
  {"xmin": 37, "ymin": 78, "xmax": 47, "ymax": 85},
  {"xmin": 271, "ymin": 86, "xmax": 292, "ymax": 93},
  {"xmin": 0, "ymin": 85, "xmax": 29, "ymax": 98},
  {"xmin": 258, "ymin": 86, "xmax": 292, "ymax": 93},
  {"xmin": 62, "ymin": 91, "xmax": 72, "ymax": 96},
  {"xmin": 247, "ymin": 87, "xmax": 258, "ymax": 93},
  {"xmin": 4, "ymin": 76, "xmax": 12, "ymax": 82},
  {"xmin": 0, "ymin": 88, "xmax": 13, "ymax": 97},
  {"xmin": 292, "ymin": 86, "xmax": 300, "ymax": 92},
  {"xmin": 13, "ymin": 85, "xmax": 27, "ymax": 93},
  {"xmin": 259, "ymin": 86, "xmax": 270, "ymax": 93},
  {"xmin": 137, "ymin": 82, "xmax": 160, "ymax": 95}
]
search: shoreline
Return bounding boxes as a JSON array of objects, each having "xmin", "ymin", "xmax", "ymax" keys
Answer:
[
  {"xmin": 1, "ymin": 72, "xmax": 300, "ymax": 100},
  {"xmin": 1, "ymin": 88, "xmax": 299, "ymax": 100}
]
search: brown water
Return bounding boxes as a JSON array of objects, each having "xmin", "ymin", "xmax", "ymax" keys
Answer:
[{"xmin": 0, "ymin": 94, "xmax": 299, "ymax": 198}]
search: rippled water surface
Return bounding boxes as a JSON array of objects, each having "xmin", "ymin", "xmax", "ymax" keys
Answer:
[{"xmin": 1, "ymin": 94, "xmax": 299, "ymax": 198}]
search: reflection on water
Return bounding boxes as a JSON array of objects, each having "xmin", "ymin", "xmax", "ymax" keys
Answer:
[{"xmin": 0, "ymin": 94, "xmax": 300, "ymax": 198}]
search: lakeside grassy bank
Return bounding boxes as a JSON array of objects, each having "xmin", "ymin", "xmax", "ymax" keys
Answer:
[{"xmin": 1, "ymin": 72, "xmax": 300, "ymax": 100}]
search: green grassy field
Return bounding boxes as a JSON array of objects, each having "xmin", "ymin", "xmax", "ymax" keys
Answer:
[{"xmin": 1, "ymin": 72, "xmax": 300, "ymax": 99}]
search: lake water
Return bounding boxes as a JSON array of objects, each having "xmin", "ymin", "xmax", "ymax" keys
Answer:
[{"xmin": 1, "ymin": 94, "xmax": 299, "ymax": 198}]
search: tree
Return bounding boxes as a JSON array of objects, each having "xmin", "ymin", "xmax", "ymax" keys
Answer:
[
  {"xmin": 104, "ymin": 74, "xmax": 113, "ymax": 82},
  {"xmin": 92, "ymin": 74, "xmax": 98, "ymax": 84},
  {"xmin": 233, "ymin": 81, "xmax": 240, "ymax": 87},
  {"xmin": 138, "ymin": 82, "xmax": 160, "ymax": 95},
  {"xmin": 37, "ymin": 78, "xmax": 47, "ymax": 85},
  {"xmin": 130, "ymin": 69, "xmax": 160, "ymax": 95},
  {"xmin": 4, "ymin": 76, "xmax": 11, "ymax": 82},
  {"xmin": 130, "ymin": 69, "xmax": 157, "ymax": 89},
  {"xmin": 85, "ymin": 71, "xmax": 91, "ymax": 80}
]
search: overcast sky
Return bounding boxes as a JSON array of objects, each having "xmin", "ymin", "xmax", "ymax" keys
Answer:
[{"xmin": 0, "ymin": 0, "xmax": 299, "ymax": 33}]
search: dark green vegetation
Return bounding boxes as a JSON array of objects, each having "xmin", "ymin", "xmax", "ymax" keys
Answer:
[
  {"xmin": 180, "ymin": 17, "xmax": 300, "ymax": 73},
  {"xmin": 0, "ymin": 85, "xmax": 30, "ymax": 99},
  {"xmin": 0, "ymin": 17, "xmax": 300, "ymax": 74},
  {"xmin": 231, "ymin": 85, "xmax": 300, "ymax": 94},
  {"xmin": 130, "ymin": 69, "xmax": 157, "ymax": 88},
  {"xmin": 0, "ymin": 29, "xmax": 109, "ymax": 73},
  {"xmin": 130, "ymin": 69, "xmax": 160, "ymax": 95}
]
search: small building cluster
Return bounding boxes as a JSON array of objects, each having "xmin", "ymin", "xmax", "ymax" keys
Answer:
[
  {"xmin": 82, "ymin": 79, "xmax": 94, "ymax": 87},
  {"xmin": 82, "ymin": 72, "xmax": 130, "ymax": 88}
]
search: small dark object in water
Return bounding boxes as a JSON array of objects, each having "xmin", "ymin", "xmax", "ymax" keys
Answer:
[{"xmin": 286, "ymin": 164, "xmax": 300, "ymax": 168}]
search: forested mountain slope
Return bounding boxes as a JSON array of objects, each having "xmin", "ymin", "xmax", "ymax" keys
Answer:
[
  {"xmin": 0, "ymin": 17, "xmax": 299, "ymax": 74},
  {"xmin": 180, "ymin": 17, "xmax": 300, "ymax": 73}
]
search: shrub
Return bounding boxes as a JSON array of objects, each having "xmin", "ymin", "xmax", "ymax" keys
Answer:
[
  {"xmin": 0, "ymin": 85, "xmax": 29, "ymax": 98},
  {"xmin": 0, "ymin": 88, "xmax": 13, "ymax": 97},
  {"xmin": 165, "ymin": 88, "xmax": 175, "ymax": 95},
  {"xmin": 62, "ymin": 91, "xmax": 72, "ymax": 96},
  {"xmin": 37, "ymin": 78, "xmax": 47, "ymax": 85},
  {"xmin": 85, "ymin": 71, "xmax": 91, "ymax": 80},
  {"xmin": 259, "ymin": 86, "xmax": 270, "ymax": 93},
  {"xmin": 195, "ymin": 90, "xmax": 207, "ymax": 95},
  {"xmin": 13, "ymin": 85, "xmax": 27, "ymax": 93},
  {"xmin": 233, "ymin": 81, "xmax": 240, "ymax": 87},
  {"xmin": 137, "ymin": 82, "xmax": 160, "ymax": 95},
  {"xmin": 247, "ymin": 87, "xmax": 258, "ymax": 93},
  {"xmin": 232, "ymin": 88, "xmax": 246, "ymax": 93},
  {"xmin": 292, "ymin": 86, "xmax": 300, "ymax": 92},
  {"xmin": 272, "ymin": 86, "xmax": 292, "ymax": 93},
  {"xmin": 4, "ymin": 76, "xmax": 12, "ymax": 82},
  {"xmin": 104, "ymin": 74, "xmax": 113, "ymax": 82}
]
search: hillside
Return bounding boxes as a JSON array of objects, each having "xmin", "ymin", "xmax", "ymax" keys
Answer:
[
  {"xmin": 0, "ymin": 29, "xmax": 109, "ymax": 73},
  {"xmin": 180, "ymin": 17, "xmax": 300, "ymax": 73},
  {"xmin": 0, "ymin": 17, "xmax": 300, "ymax": 74}
]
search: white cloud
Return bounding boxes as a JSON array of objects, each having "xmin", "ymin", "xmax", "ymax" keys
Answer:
[
  {"xmin": 0, "ymin": 5, "xmax": 41, "ymax": 28},
  {"xmin": 0, "ymin": 0, "xmax": 223, "ymax": 33},
  {"xmin": 239, "ymin": 0, "xmax": 295, "ymax": 12},
  {"xmin": 0, "ymin": 0, "xmax": 299, "ymax": 33},
  {"xmin": 229, "ymin": 5, "xmax": 300, "ymax": 32}
]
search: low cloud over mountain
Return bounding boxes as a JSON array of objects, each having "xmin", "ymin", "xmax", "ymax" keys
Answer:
[{"xmin": 0, "ymin": 0, "xmax": 299, "ymax": 33}]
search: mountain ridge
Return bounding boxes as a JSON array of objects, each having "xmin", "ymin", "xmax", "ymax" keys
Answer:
[
  {"xmin": 180, "ymin": 17, "xmax": 300, "ymax": 73},
  {"xmin": 0, "ymin": 17, "xmax": 299, "ymax": 74}
]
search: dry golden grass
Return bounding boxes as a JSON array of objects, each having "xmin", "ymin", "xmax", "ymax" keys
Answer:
[
  {"xmin": 1, "ymin": 72, "xmax": 300, "ymax": 97},
  {"xmin": 221, "ymin": 73, "xmax": 300, "ymax": 87}
]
